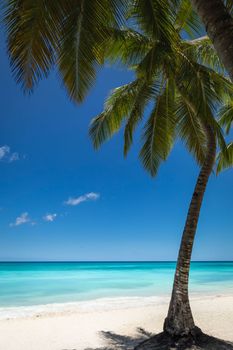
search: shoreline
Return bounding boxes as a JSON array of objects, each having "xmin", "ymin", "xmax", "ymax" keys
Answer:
[
  {"xmin": 0, "ymin": 292, "xmax": 231, "ymax": 320},
  {"xmin": 0, "ymin": 294, "xmax": 232, "ymax": 350},
  {"xmin": 0, "ymin": 295, "xmax": 168, "ymax": 320}
]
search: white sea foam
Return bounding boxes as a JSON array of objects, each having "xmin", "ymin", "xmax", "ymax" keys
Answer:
[
  {"xmin": 0, "ymin": 293, "xmax": 229, "ymax": 320},
  {"xmin": 0, "ymin": 295, "xmax": 169, "ymax": 320}
]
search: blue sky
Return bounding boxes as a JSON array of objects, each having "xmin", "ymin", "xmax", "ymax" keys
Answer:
[{"xmin": 0, "ymin": 33, "xmax": 233, "ymax": 262}]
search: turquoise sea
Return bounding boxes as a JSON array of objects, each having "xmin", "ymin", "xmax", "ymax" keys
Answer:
[{"xmin": 0, "ymin": 262, "xmax": 233, "ymax": 309}]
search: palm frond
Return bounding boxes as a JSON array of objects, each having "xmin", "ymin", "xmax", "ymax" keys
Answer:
[
  {"xmin": 211, "ymin": 118, "xmax": 228, "ymax": 154},
  {"xmin": 174, "ymin": 59, "xmax": 229, "ymax": 161},
  {"xmin": 174, "ymin": 0, "xmax": 203, "ymax": 37},
  {"xmin": 4, "ymin": 0, "xmax": 127, "ymax": 101},
  {"xmin": 175, "ymin": 52, "xmax": 233, "ymax": 115},
  {"xmin": 219, "ymin": 102, "xmax": 233, "ymax": 134},
  {"xmin": 225, "ymin": 0, "xmax": 233, "ymax": 15},
  {"xmin": 3, "ymin": 0, "xmax": 61, "ymax": 90},
  {"xmin": 124, "ymin": 77, "xmax": 162, "ymax": 156},
  {"xmin": 58, "ymin": 0, "xmax": 125, "ymax": 103},
  {"xmin": 89, "ymin": 79, "xmax": 146, "ymax": 149},
  {"xmin": 135, "ymin": 40, "xmax": 174, "ymax": 79},
  {"xmin": 217, "ymin": 142, "xmax": 233, "ymax": 174},
  {"xmin": 176, "ymin": 95, "xmax": 207, "ymax": 164},
  {"xmin": 139, "ymin": 83, "xmax": 176, "ymax": 176},
  {"xmin": 182, "ymin": 36, "xmax": 225, "ymax": 73},
  {"xmin": 103, "ymin": 28, "xmax": 153, "ymax": 67},
  {"xmin": 132, "ymin": 0, "xmax": 176, "ymax": 43}
]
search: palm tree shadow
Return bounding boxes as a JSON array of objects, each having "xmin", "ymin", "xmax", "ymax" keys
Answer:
[
  {"xmin": 81, "ymin": 327, "xmax": 233, "ymax": 350},
  {"xmin": 83, "ymin": 328, "xmax": 152, "ymax": 350}
]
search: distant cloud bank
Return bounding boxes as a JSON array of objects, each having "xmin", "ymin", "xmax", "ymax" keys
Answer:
[
  {"xmin": 65, "ymin": 192, "xmax": 100, "ymax": 206},
  {"xmin": 43, "ymin": 213, "xmax": 57, "ymax": 222},
  {"xmin": 0, "ymin": 145, "xmax": 19, "ymax": 163},
  {"xmin": 10, "ymin": 212, "xmax": 30, "ymax": 227}
]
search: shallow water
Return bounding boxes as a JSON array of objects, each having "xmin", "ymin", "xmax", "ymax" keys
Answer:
[{"xmin": 0, "ymin": 261, "xmax": 232, "ymax": 308}]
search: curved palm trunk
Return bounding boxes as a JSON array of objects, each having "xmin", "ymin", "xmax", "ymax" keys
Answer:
[
  {"xmin": 190, "ymin": 0, "xmax": 233, "ymax": 81},
  {"xmin": 164, "ymin": 125, "xmax": 216, "ymax": 336}
]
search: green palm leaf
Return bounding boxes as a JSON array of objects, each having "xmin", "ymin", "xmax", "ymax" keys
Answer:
[
  {"xmin": 124, "ymin": 78, "xmax": 162, "ymax": 156},
  {"xmin": 103, "ymin": 28, "xmax": 152, "ymax": 67},
  {"xmin": 132, "ymin": 0, "xmax": 176, "ymax": 43},
  {"xmin": 89, "ymin": 79, "xmax": 146, "ymax": 149},
  {"xmin": 139, "ymin": 84, "xmax": 176, "ymax": 176},
  {"xmin": 4, "ymin": 0, "xmax": 61, "ymax": 90},
  {"xmin": 4, "ymin": 0, "xmax": 127, "ymax": 101},
  {"xmin": 176, "ymin": 95, "xmax": 207, "ymax": 164},
  {"xmin": 219, "ymin": 102, "xmax": 233, "ymax": 134},
  {"xmin": 58, "ymin": 0, "xmax": 126, "ymax": 103},
  {"xmin": 182, "ymin": 36, "xmax": 225, "ymax": 73},
  {"xmin": 217, "ymin": 142, "xmax": 233, "ymax": 174},
  {"xmin": 174, "ymin": 0, "xmax": 203, "ymax": 37},
  {"xmin": 225, "ymin": 0, "xmax": 233, "ymax": 14}
]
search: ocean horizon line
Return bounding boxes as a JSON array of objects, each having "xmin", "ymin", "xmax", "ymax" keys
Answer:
[{"xmin": 0, "ymin": 260, "xmax": 233, "ymax": 263}]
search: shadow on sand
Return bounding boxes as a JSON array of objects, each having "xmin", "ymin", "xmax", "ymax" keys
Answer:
[{"xmin": 81, "ymin": 327, "xmax": 233, "ymax": 350}]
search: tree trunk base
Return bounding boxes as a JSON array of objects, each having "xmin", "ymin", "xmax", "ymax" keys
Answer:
[{"xmin": 134, "ymin": 327, "xmax": 233, "ymax": 350}]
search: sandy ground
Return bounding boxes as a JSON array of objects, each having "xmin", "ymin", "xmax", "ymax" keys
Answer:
[{"xmin": 0, "ymin": 295, "xmax": 232, "ymax": 350}]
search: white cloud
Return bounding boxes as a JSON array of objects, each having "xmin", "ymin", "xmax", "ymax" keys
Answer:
[
  {"xmin": 0, "ymin": 145, "xmax": 20, "ymax": 163},
  {"xmin": 9, "ymin": 152, "xmax": 20, "ymax": 162},
  {"xmin": 43, "ymin": 213, "xmax": 57, "ymax": 222},
  {"xmin": 65, "ymin": 192, "xmax": 100, "ymax": 206},
  {"xmin": 10, "ymin": 212, "xmax": 30, "ymax": 227},
  {"xmin": 0, "ymin": 146, "xmax": 10, "ymax": 160}
]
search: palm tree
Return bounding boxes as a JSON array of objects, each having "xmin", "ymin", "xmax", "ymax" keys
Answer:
[
  {"xmin": 3, "ymin": 0, "xmax": 233, "ymax": 346},
  {"xmin": 190, "ymin": 0, "xmax": 233, "ymax": 81},
  {"xmin": 89, "ymin": 0, "xmax": 233, "ymax": 344}
]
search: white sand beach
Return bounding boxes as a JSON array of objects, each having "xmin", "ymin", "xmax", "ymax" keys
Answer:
[{"xmin": 0, "ymin": 294, "xmax": 232, "ymax": 350}]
